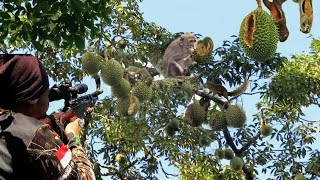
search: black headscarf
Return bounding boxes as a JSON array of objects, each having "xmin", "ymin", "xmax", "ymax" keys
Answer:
[{"xmin": 0, "ymin": 55, "xmax": 49, "ymax": 109}]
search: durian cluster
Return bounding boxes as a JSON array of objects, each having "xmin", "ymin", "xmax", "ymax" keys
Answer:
[
  {"xmin": 207, "ymin": 104, "xmax": 247, "ymax": 131},
  {"xmin": 214, "ymin": 148, "xmax": 243, "ymax": 171},
  {"xmin": 238, "ymin": 7, "xmax": 278, "ymax": 63},
  {"xmin": 80, "ymin": 51, "xmax": 153, "ymax": 117}
]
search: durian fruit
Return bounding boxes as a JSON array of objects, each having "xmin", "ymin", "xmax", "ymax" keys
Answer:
[
  {"xmin": 199, "ymin": 134, "xmax": 212, "ymax": 147},
  {"xmin": 224, "ymin": 148, "xmax": 234, "ymax": 160},
  {"xmin": 260, "ymin": 124, "xmax": 273, "ymax": 137},
  {"xmin": 100, "ymin": 59, "xmax": 124, "ymax": 86},
  {"xmin": 168, "ymin": 119, "xmax": 180, "ymax": 130},
  {"xmin": 184, "ymin": 100, "xmax": 207, "ymax": 127},
  {"xmin": 131, "ymin": 81, "xmax": 152, "ymax": 102},
  {"xmin": 214, "ymin": 148, "xmax": 225, "ymax": 159},
  {"xmin": 165, "ymin": 125, "xmax": 176, "ymax": 137},
  {"xmin": 238, "ymin": 7, "xmax": 278, "ymax": 62},
  {"xmin": 115, "ymin": 153, "xmax": 127, "ymax": 165},
  {"xmin": 230, "ymin": 156, "xmax": 243, "ymax": 171},
  {"xmin": 81, "ymin": 52, "xmax": 104, "ymax": 76},
  {"xmin": 294, "ymin": 174, "xmax": 306, "ymax": 180},
  {"xmin": 118, "ymin": 39, "xmax": 127, "ymax": 49},
  {"xmin": 202, "ymin": 37, "xmax": 214, "ymax": 53},
  {"xmin": 116, "ymin": 95, "xmax": 139, "ymax": 117},
  {"xmin": 208, "ymin": 110, "xmax": 227, "ymax": 131},
  {"xmin": 111, "ymin": 78, "xmax": 131, "ymax": 98},
  {"xmin": 225, "ymin": 104, "xmax": 247, "ymax": 128}
]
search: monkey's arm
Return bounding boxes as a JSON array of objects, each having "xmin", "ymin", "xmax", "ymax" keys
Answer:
[
  {"xmin": 263, "ymin": 0, "xmax": 289, "ymax": 42},
  {"xmin": 167, "ymin": 59, "xmax": 185, "ymax": 77}
]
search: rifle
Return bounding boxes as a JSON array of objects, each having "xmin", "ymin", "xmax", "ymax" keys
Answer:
[{"xmin": 42, "ymin": 78, "xmax": 103, "ymax": 143}]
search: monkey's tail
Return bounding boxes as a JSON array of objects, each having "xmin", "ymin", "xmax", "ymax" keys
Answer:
[{"xmin": 228, "ymin": 77, "xmax": 249, "ymax": 97}]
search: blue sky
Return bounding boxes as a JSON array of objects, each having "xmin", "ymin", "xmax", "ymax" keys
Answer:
[{"xmin": 48, "ymin": 1, "xmax": 320, "ymax": 179}]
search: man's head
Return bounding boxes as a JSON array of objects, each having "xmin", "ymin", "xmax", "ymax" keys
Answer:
[{"xmin": 0, "ymin": 55, "xmax": 50, "ymax": 119}]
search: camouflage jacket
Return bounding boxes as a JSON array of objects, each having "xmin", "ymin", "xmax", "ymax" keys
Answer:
[{"xmin": 0, "ymin": 111, "xmax": 95, "ymax": 180}]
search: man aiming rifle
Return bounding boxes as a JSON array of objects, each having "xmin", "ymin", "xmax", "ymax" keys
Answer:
[{"xmin": 0, "ymin": 54, "xmax": 96, "ymax": 179}]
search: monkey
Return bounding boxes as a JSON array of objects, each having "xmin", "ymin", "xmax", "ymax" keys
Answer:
[
  {"xmin": 299, "ymin": 0, "xmax": 313, "ymax": 33},
  {"xmin": 203, "ymin": 77, "xmax": 249, "ymax": 100},
  {"xmin": 263, "ymin": 0, "xmax": 289, "ymax": 42},
  {"xmin": 163, "ymin": 33, "xmax": 197, "ymax": 77},
  {"xmin": 124, "ymin": 66, "xmax": 153, "ymax": 85}
]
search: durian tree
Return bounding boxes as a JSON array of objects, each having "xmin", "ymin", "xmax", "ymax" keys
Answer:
[{"xmin": 1, "ymin": 0, "xmax": 320, "ymax": 180}]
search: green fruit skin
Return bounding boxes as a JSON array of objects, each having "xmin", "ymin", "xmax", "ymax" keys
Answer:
[
  {"xmin": 225, "ymin": 104, "xmax": 247, "ymax": 128},
  {"xmin": 238, "ymin": 8, "xmax": 278, "ymax": 62},
  {"xmin": 190, "ymin": 100, "xmax": 206, "ymax": 127},
  {"xmin": 115, "ymin": 154, "xmax": 127, "ymax": 164},
  {"xmin": 116, "ymin": 97, "xmax": 131, "ymax": 116},
  {"xmin": 131, "ymin": 82, "xmax": 152, "ymax": 102},
  {"xmin": 208, "ymin": 111, "xmax": 227, "ymax": 131},
  {"xmin": 224, "ymin": 148, "xmax": 235, "ymax": 160},
  {"xmin": 118, "ymin": 39, "xmax": 127, "ymax": 49},
  {"xmin": 215, "ymin": 149, "xmax": 225, "ymax": 159},
  {"xmin": 101, "ymin": 59, "xmax": 124, "ymax": 86},
  {"xmin": 230, "ymin": 156, "xmax": 243, "ymax": 171},
  {"xmin": 294, "ymin": 174, "xmax": 306, "ymax": 180},
  {"xmin": 165, "ymin": 125, "xmax": 176, "ymax": 137},
  {"xmin": 260, "ymin": 124, "xmax": 273, "ymax": 137},
  {"xmin": 82, "ymin": 52, "xmax": 103, "ymax": 76},
  {"xmin": 168, "ymin": 119, "xmax": 180, "ymax": 130},
  {"xmin": 111, "ymin": 78, "xmax": 131, "ymax": 98},
  {"xmin": 199, "ymin": 135, "xmax": 212, "ymax": 147}
]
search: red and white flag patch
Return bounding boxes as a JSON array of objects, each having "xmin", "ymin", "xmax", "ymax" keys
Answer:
[{"xmin": 55, "ymin": 144, "xmax": 72, "ymax": 168}]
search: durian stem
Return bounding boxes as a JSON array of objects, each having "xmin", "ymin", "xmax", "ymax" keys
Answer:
[{"xmin": 256, "ymin": 0, "xmax": 262, "ymax": 8}]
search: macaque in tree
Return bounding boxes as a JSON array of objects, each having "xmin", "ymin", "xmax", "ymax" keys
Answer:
[
  {"xmin": 263, "ymin": 0, "xmax": 289, "ymax": 42},
  {"xmin": 163, "ymin": 33, "xmax": 197, "ymax": 77}
]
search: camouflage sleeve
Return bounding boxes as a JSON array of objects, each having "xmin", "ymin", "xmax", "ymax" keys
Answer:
[{"xmin": 27, "ymin": 124, "xmax": 96, "ymax": 180}]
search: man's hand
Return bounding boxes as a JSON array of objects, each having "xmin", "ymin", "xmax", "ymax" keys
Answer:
[{"xmin": 65, "ymin": 118, "xmax": 81, "ymax": 137}]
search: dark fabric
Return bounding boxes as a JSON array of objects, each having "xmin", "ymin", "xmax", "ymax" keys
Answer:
[
  {"xmin": 0, "ymin": 111, "xmax": 96, "ymax": 180},
  {"xmin": 0, "ymin": 55, "xmax": 49, "ymax": 109},
  {"xmin": 0, "ymin": 111, "xmax": 43, "ymax": 180}
]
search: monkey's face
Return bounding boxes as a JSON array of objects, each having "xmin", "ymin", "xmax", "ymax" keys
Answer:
[{"xmin": 186, "ymin": 37, "xmax": 197, "ymax": 53}]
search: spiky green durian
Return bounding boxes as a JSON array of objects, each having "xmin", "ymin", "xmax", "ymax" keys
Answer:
[
  {"xmin": 115, "ymin": 153, "xmax": 127, "ymax": 165},
  {"xmin": 81, "ymin": 52, "xmax": 104, "ymax": 76},
  {"xmin": 165, "ymin": 125, "xmax": 176, "ymax": 137},
  {"xmin": 199, "ymin": 134, "xmax": 212, "ymax": 147},
  {"xmin": 224, "ymin": 148, "xmax": 235, "ymax": 160},
  {"xmin": 118, "ymin": 39, "xmax": 127, "ymax": 49},
  {"xmin": 260, "ymin": 124, "xmax": 273, "ymax": 137},
  {"xmin": 190, "ymin": 100, "xmax": 207, "ymax": 127},
  {"xmin": 238, "ymin": 7, "xmax": 278, "ymax": 62},
  {"xmin": 116, "ymin": 96, "xmax": 139, "ymax": 117},
  {"xmin": 294, "ymin": 174, "xmax": 306, "ymax": 180},
  {"xmin": 208, "ymin": 110, "xmax": 227, "ymax": 131},
  {"xmin": 111, "ymin": 78, "xmax": 131, "ymax": 98},
  {"xmin": 131, "ymin": 81, "xmax": 152, "ymax": 102},
  {"xmin": 168, "ymin": 119, "xmax": 180, "ymax": 130},
  {"xmin": 225, "ymin": 104, "xmax": 247, "ymax": 128},
  {"xmin": 230, "ymin": 156, "xmax": 243, "ymax": 171},
  {"xmin": 100, "ymin": 59, "xmax": 124, "ymax": 86},
  {"xmin": 116, "ymin": 97, "xmax": 130, "ymax": 116},
  {"xmin": 215, "ymin": 148, "xmax": 225, "ymax": 159}
]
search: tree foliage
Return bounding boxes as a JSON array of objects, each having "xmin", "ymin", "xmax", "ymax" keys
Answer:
[{"xmin": 1, "ymin": 0, "xmax": 320, "ymax": 180}]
